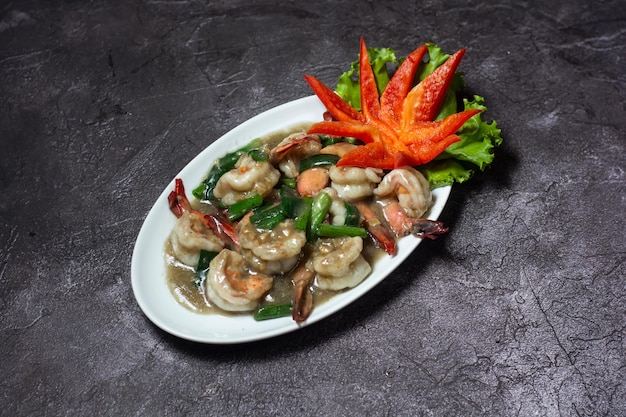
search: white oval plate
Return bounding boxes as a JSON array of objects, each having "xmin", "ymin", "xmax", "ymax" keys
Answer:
[{"xmin": 131, "ymin": 95, "xmax": 451, "ymax": 344}]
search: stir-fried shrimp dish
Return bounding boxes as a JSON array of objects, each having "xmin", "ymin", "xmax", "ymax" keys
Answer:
[
  {"xmin": 165, "ymin": 128, "xmax": 447, "ymax": 323},
  {"xmin": 163, "ymin": 38, "xmax": 503, "ymax": 323}
]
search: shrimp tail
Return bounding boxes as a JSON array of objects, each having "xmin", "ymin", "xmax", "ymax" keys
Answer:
[
  {"xmin": 269, "ymin": 134, "xmax": 321, "ymax": 163},
  {"xmin": 408, "ymin": 219, "xmax": 449, "ymax": 239},
  {"xmin": 168, "ymin": 178, "xmax": 192, "ymax": 218},
  {"xmin": 168, "ymin": 178, "xmax": 239, "ymax": 247},
  {"xmin": 291, "ymin": 261, "xmax": 316, "ymax": 324},
  {"xmin": 381, "ymin": 200, "xmax": 449, "ymax": 239},
  {"xmin": 203, "ymin": 212, "xmax": 240, "ymax": 247},
  {"xmin": 354, "ymin": 201, "xmax": 396, "ymax": 255}
]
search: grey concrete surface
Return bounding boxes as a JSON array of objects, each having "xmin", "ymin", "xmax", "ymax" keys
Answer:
[{"xmin": 1, "ymin": 1, "xmax": 624, "ymax": 416}]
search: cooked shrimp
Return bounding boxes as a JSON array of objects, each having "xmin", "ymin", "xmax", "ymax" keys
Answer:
[
  {"xmin": 322, "ymin": 187, "xmax": 347, "ymax": 226},
  {"xmin": 296, "ymin": 167, "xmax": 329, "ymax": 197},
  {"xmin": 238, "ymin": 214, "xmax": 307, "ymax": 274},
  {"xmin": 320, "ymin": 142, "xmax": 357, "ymax": 157},
  {"xmin": 374, "ymin": 166, "xmax": 431, "ymax": 218},
  {"xmin": 329, "ymin": 165, "xmax": 383, "ymax": 202},
  {"xmin": 168, "ymin": 179, "xmax": 238, "ymax": 246},
  {"xmin": 167, "ymin": 178, "xmax": 235, "ymax": 266},
  {"xmin": 240, "ymin": 248, "xmax": 301, "ymax": 276},
  {"xmin": 205, "ymin": 249, "xmax": 273, "ymax": 312},
  {"xmin": 213, "ymin": 153, "xmax": 281, "ymax": 205},
  {"xmin": 312, "ymin": 236, "xmax": 372, "ymax": 290},
  {"xmin": 270, "ymin": 133, "xmax": 322, "ymax": 178},
  {"xmin": 373, "ymin": 167, "xmax": 441, "ymax": 237},
  {"xmin": 169, "ymin": 211, "xmax": 225, "ymax": 267}
]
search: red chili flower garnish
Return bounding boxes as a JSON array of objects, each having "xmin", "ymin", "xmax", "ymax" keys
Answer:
[{"xmin": 305, "ymin": 38, "xmax": 482, "ymax": 169}]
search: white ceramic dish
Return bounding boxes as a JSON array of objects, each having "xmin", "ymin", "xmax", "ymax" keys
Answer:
[{"xmin": 131, "ymin": 95, "xmax": 451, "ymax": 344}]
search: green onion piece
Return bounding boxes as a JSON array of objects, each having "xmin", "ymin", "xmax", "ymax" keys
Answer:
[
  {"xmin": 196, "ymin": 249, "xmax": 218, "ymax": 271},
  {"xmin": 216, "ymin": 151, "xmax": 242, "ymax": 171},
  {"xmin": 250, "ymin": 203, "xmax": 285, "ymax": 230},
  {"xmin": 194, "ymin": 250, "xmax": 219, "ymax": 286},
  {"xmin": 309, "ymin": 191, "xmax": 332, "ymax": 241},
  {"xmin": 299, "ymin": 154, "xmax": 340, "ymax": 173},
  {"xmin": 280, "ymin": 178, "xmax": 297, "ymax": 189},
  {"xmin": 294, "ymin": 196, "xmax": 313, "ymax": 231},
  {"xmin": 235, "ymin": 137, "xmax": 264, "ymax": 153},
  {"xmin": 192, "ymin": 164, "xmax": 226, "ymax": 200},
  {"xmin": 279, "ymin": 186, "xmax": 302, "ymax": 218},
  {"xmin": 254, "ymin": 304, "xmax": 293, "ymax": 321},
  {"xmin": 319, "ymin": 135, "xmax": 364, "ymax": 147},
  {"xmin": 227, "ymin": 194, "xmax": 263, "ymax": 221},
  {"xmin": 247, "ymin": 148, "xmax": 269, "ymax": 162},
  {"xmin": 343, "ymin": 202, "xmax": 361, "ymax": 227},
  {"xmin": 317, "ymin": 224, "xmax": 368, "ymax": 238}
]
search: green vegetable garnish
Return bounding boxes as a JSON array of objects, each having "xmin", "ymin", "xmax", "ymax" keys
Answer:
[
  {"xmin": 250, "ymin": 203, "xmax": 286, "ymax": 230},
  {"xmin": 254, "ymin": 304, "xmax": 293, "ymax": 321},
  {"xmin": 227, "ymin": 194, "xmax": 263, "ymax": 221},
  {"xmin": 194, "ymin": 249, "xmax": 219, "ymax": 286},
  {"xmin": 299, "ymin": 154, "xmax": 340, "ymax": 172},
  {"xmin": 317, "ymin": 224, "xmax": 368, "ymax": 238}
]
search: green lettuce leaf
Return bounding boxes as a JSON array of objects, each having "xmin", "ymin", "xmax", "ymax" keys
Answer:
[
  {"xmin": 438, "ymin": 95, "xmax": 503, "ymax": 169},
  {"xmin": 417, "ymin": 43, "xmax": 450, "ymax": 80},
  {"xmin": 419, "ymin": 159, "xmax": 474, "ymax": 188}
]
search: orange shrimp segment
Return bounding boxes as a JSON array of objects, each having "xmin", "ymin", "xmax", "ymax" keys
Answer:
[{"xmin": 297, "ymin": 167, "xmax": 330, "ymax": 197}]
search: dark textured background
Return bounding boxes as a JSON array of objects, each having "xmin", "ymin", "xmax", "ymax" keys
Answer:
[{"xmin": 1, "ymin": 1, "xmax": 625, "ymax": 416}]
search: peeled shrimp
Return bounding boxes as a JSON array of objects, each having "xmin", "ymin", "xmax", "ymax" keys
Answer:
[
  {"xmin": 296, "ymin": 167, "xmax": 330, "ymax": 197},
  {"xmin": 329, "ymin": 165, "xmax": 383, "ymax": 202},
  {"xmin": 205, "ymin": 249, "xmax": 273, "ymax": 312},
  {"xmin": 169, "ymin": 212, "xmax": 226, "ymax": 267},
  {"xmin": 374, "ymin": 166, "xmax": 432, "ymax": 218},
  {"xmin": 374, "ymin": 167, "xmax": 448, "ymax": 238},
  {"xmin": 319, "ymin": 142, "xmax": 357, "ymax": 157},
  {"xmin": 270, "ymin": 133, "xmax": 322, "ymax": 178},
  {"xmin": 238, "ymin": 214, "xmax": 307, "ymax": 275},
  {"xmin": 213, "ymin": 153, "xmax": 281, "ymax": 205},
  {"xmin": 322, "ymin": 187, "xmax": 347, "ymax": 226},
  {"xmin": 312, "ymin": 236, "xmax": 372, "ymax": 290}
]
